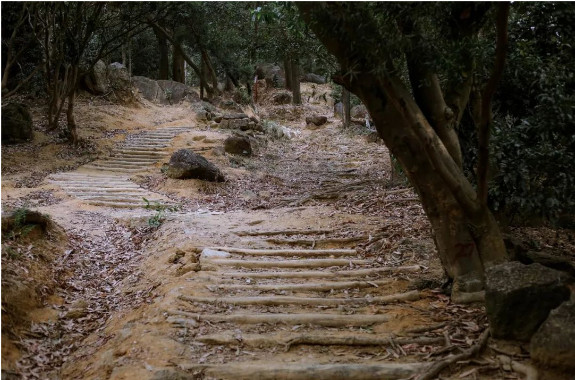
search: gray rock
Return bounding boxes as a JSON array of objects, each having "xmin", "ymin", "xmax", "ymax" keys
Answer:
[
  {"xmin": 301, "ymin": 73, "xmax": 326, "ymax": 84},
  {"xmin": 151, "ymin": 369, "xmax": 192, "ymax": 380},
  {"xmin": 157, "ymin": 80, "xmax": 199, "ymax": 104},
  {"xmin": 334, "ymin": 102, "xmax": 343, "ymax": 119},
  {"xmin": 1, "ymin": 103, "xmax": 33, "ymax": 145},
  {"xmin": 107, "ymin": 62, "xmax": 133, "ymax": 101},
  {"xmin": 133, "ymin": 76, "xmax": 163, "ymax": 102},
  {"xmin": 224, "ymin": 135, "xmax": 252, "ymax": 156},
  {"xmin": 485, "ymin": 262, "xmax": 571, "ymax": 341},
  {"xmin": 351, "ymin": 104, "xmax": 369, "ymax": 119},
  {"xmin": 221, "ymin": 118, "xmax": 250, "ymax": 130},
  {"xmin": 530, "ymin": 300, "xmax": 575, "ymax": 370},
  {"xmin": 201, "ymin": 248, "xmax": 231, "ymax": 259},
  {"xmin": 273, "ymin": 92, "xmax": 292, "ymax": 105},
  {"xmin": 306, "ymin": 115, "xmax": 328, "ymax": 126},
  {"xmin": 222, "ymin": 113, "xmax": 248, "ymax": 120},
  {"xmin": 166, "ymin": 149, "xmax": 225, "ymax": 182},
  {"xmin": 85, "ymin": 60, "xmax": 108, "ymax": 94}
]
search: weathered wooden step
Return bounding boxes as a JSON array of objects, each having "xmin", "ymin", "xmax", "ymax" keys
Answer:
[
  {"xmin": 166, "ymin": 310, "xmax": 390, "ymax": 327},
  {"xmin": 202, "ymin": 258, "xmax": 371, "ymax": 269},
  {"xmin": 196, "ymin": 331, "xmax": 444, "ymax": 348},
  {"xmin": 202, "ymin": 247, "xmax": 357, "ymax": 257},
  {"xmin": 207, "ymin": 279, "xmax": 392, "ymax": 292},
  {"xmin": 221, "ymin": 265, "xmax": 421, "ymax": 279},
  {"xmin": 179, "ymin": 291, "xmax": 419, "ymax": 306},
  {"xmin": 178, "ymin": 362, "xmax": 429, "ymax": 380}
]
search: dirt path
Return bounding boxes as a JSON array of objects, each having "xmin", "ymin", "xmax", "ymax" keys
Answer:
[{"xmin": 3, "ymin": 95, "xmax": 529, "ymax": 379}]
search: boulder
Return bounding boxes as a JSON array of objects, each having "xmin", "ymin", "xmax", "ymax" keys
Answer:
[
  {"xmin": 166, "ymin": 149, "xmax": 225, "ymax": 182},
  {"xmin": 306, "ymin": 115, "xmax": 328, "ymax": 126},
  {"xmin": 157, "ymin": 80, "xmax": 199, "ymax": 104},
  {"xmin": 255, "ymin": 63, "xmax": 285, "ymax": 87},
  {"xmin": 273, "ymin": 92, "xmax": 292, "ymax": 105},
  {"xmin": 530, "ymin": 300, "xmax": 575, "ymax": 370},
  {"xmin": 301, "ymin": 73, "xmax": 326, "ymax": 84},
  {"xmin": 1, "ymin": 103, "xmax": 33, "ymax": 145},
  {"xmin": 351, "ymin": 104, "xmax": 369, "ymax": 119},
  {"xmin": 133, "ymin": 76, "xmax": 163, "ymax": 102},
  {"xmin": 223, "ymin": 113, "xmax": 248, "ymax": 120},
  {"xmin": 224, "ymin": 135, "xmax": 252, "ymax": 156},
  {"xmin": 84, "ymin": 60, "xmax": 108, "ymax": 94},
  {"xmin": 485, "ymin": 262, "xmax": 571, "ymax": 341},
  {"xmin": 107, "ymin": 63, "xmax": 134, "ymax": 101}
]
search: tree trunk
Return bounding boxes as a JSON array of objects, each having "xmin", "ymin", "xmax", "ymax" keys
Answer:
[
  {"xmin": 201, "ymin": 49, "xmax": 219, "ymax": 95},
  {"xmin": 342, "ymin": 87, "xmax": 351, "ymax": 128},
  {"xmin": 154, "ymin": 27, "xmax": 169, "ymax": 80},
  {"xmin": 172, "ymin": 46, "xmax": 185, "ymax": 83},
  {"xmin": 290, "ymin": 58, "xmax": 301, "ymax": 105},
  {"xmin": 298, "ymin": 3, "xmax": 509, "ymax": 283},
  {"xmin": 66, "ymin": 65, "xmax": 79, "ymax": 145},
  {"xmin": 225, "ymin": 75, "xmax": 235, "ymax": 92},
  {"xmin": 284, "ymin": 56, "xmax": 292, "ymax": 90}
]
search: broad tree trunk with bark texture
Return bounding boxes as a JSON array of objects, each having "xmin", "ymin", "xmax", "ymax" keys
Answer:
[
  {"xmin": 284, "ymin": 56, "xmax": 292, "ymax": 91},
  {"xmin": 299, "ymin": 3, "xmax": 510, "ymax": 284}
]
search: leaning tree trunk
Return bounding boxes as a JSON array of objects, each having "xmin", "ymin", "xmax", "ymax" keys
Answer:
[
  {"xmin": 65, "ymin": 65, "xmax": 79, "ymax": 145},
  {"xmin": 153, "ymin": 26, "xmax": 169, "ymax": 80},
  {"xmin": 299, "ymin": 3, "xmax": 508, "ymax": 283}
]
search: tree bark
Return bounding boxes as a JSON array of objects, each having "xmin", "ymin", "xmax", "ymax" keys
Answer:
[
  {"xmin": 66, "ymin": 65, "xmax": 79, "ymax": 145},
  {"xmin": 172, "ymin": 46, "xmax": 185, "ymax": 83},
  {"xmin": 298, "ymin": 3, "xmax": 508, "ymax": 282},
  {"xmin": 153, "ymin": 25, "xmax": 169, "ymax": 80},
  {"xmin": 284, "ymin": 56, "xmax": 292, "ymax": 90},
  {"xmin": 290, "ymin": 58, "xmax": 301, "ymax": 105},
  {"xmin": 342, "ymin": 87, "xmax": 351, "ymax": 128}
]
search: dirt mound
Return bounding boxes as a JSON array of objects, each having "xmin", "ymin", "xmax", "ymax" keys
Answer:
[{"xmin": 1, "ymin": 208, "xmax": 68, "ymax": 372}]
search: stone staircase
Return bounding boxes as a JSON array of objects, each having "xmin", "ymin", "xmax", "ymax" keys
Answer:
[{"xmin": 48, "ymin": 126, "xmax": 189, "ymax": 208}]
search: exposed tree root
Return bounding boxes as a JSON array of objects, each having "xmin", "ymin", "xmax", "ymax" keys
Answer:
[
  {"xmin": 179, "ymin": 362, "xmax": 430, "ymax": 380},
  {"xmin": 179, "ymin": 290, "xmax": 419, "ymax": 307},
  {"xmin": 203, "ymin": 258, "xmax": 370, "ymax": 268},
  {"xmin": 415, "ymin": 329, "xmax": 490, "ymax": 380},
  {"xmin": 210, "ymin": 279, "xmax": 392, "ymax": 292},
  {"xmin": 165, "ymin": 310, "xmax": 390, "ymax": 326},
  {"xmin": 202, "ymin": 247, "xmax": 357, "ymax": 257}
]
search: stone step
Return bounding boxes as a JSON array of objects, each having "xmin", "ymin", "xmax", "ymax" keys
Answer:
[
  {"xmin": 202, "ymin": 258, "xmax": 372, "ymax": 269},
  {"xmin": 81, "ymin": 165, "xmax": 141, "ymax": 173}
]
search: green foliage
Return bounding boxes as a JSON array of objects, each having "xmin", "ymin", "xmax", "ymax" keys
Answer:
[
  {"xmin": 487, "ymin": 3, "xmax": 575, "ymax": 223},
  {"xmin": 3, "ymin": 206, "xmax": 37, "ymax": 241},
  {"xmin": 143, "ymin": 198, "xmax": 179, "ymax": 229}
]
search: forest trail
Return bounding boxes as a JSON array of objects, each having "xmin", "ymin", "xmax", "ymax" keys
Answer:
[{"xmin": 2, "ymin": 96, "xmax": 498, "ymax": 379}]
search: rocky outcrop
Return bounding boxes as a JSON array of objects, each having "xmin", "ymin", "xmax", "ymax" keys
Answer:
[
  {"xmin": 485, "ymin": 262, "xmax": 571, "ymax": 341},
  {"xmin": 133, "ymin": 77, "xmax": 199, "ymax": 105},
  {"xmin": 166, "ymin": 149, "xmax": 225, "ymax": 182},
  {"xmin": 301, "ymin": 73, "xmax": 326, "ymax": 84},
  {"xmin": 224, "ymin": 135, "xmax": 252, "ymax": 156},
  {"xmin": 1, "ymin": 103, "xmax": 33, "ymax": 145},
  {"xmin": 530, "ymin": 299, "xmax": 575, "ymax": 370}
]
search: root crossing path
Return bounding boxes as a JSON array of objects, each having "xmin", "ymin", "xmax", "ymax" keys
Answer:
[
  {"xmin": 48, "ymin": 126, "xmax": 189, "ymax": 208},
  {"xmin": 160, "ymin": 240, "xmax": 433, "ymax": 380}
]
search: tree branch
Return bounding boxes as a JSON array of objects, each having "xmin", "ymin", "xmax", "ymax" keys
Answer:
[{"xmin": 477, "ymin": 3, "xmax": 510, "ymax": 206}]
